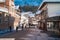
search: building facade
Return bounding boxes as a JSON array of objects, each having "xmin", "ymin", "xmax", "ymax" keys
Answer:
[
  {"xmin": 0, "ymin": 0, "xmax": 11, "ymax": 31},
  {"xmin": 38, "ymin": 0, "xmax": 60, "ymax": 32},
  {"xmin": 15, "ymin": 7, "xmax": 21, "ymax": 28},
  {"xmin": 0, "ymin": 0, "xmax": 21, "ymax": 32},
  {"xmin": 35, "ymin": 14, "xmax": 41, "ymax": 28}
]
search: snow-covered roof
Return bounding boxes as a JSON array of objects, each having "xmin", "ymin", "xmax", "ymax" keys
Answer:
[
  {"xmin": 36, "ymin": 10, "xmax": 41, "ymax": 14},
  {"xmin": 38, "ymin": 0, "xmax": 60, "ymax": 10},
  {"xmin": 15, "ymin": 5, "xmax": 19, "ymax": 9},
  {"xmin": 44, "ymin": 0, "xmax": 60, "ymax": 2}
]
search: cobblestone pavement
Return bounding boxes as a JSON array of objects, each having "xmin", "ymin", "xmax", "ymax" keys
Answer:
[{"xmin": 0, "ymin": 27, "xmax": 60, "ymax": 40}]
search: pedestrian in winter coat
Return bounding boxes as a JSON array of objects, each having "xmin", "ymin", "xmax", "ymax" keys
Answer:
[
  {"xmin": 9, "ymin": 26, "xmax": 12, "ymax": 32},
  {"xmin": 22, "ymin": 24, "xmax": 24, "ymax": 30},
  {"xmin": 16, "ymin": 27, "xmax": 18, "ymax": 32}
]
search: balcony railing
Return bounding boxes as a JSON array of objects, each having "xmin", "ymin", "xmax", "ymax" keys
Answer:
[{"xmin": 0, "ymin": 0, "xmax": 5, "ymax": 3}]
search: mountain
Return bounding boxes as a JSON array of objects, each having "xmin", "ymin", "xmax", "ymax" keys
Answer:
[
  {"xmin": 14, "ymin": 0, "xmax": 43, "ymax": 6},
  {"xmin": 19, "ymin": 6, "xmax": 38, "ymax": 13}
]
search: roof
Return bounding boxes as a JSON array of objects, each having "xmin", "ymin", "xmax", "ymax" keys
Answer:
[
  {"xmin": 38, "ymin": 1, "xmax": 44, "ymax": 10},
  {"xmin": 38, "ymin": 0, "xmax": 60, "ymax": 10},
  {"xmin": 15, "ymin": 5, "xmax": 19, "ymax": 9},
  {"xmin": 36, "ymin": 10, "xmax": 41, "ymax": 14},
  {"xmin": 45, "ymin": 0, "xmax": 60, "ymax": 2}
]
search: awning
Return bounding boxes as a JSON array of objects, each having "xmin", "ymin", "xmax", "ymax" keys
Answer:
[{"xmin": 0, "ymin": 7, "xmax": 8, "ymax": 13}]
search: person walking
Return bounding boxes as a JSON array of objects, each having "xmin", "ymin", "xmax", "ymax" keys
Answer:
[
  {"xmin": 16, "ymin": 26, "xmax": 19, "ymax": 32},
  {"xmin": 22, "ymin": 24, "xmax": 24, "ymax": 30},
  {"xmin": 9, "ymin": 26, "xmax": 12, "ymax": 32}
]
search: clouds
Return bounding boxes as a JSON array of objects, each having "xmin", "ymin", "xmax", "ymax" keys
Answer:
[{"xmin": 14, "ymin": 0, "xmax": 43, "ymax": 6}]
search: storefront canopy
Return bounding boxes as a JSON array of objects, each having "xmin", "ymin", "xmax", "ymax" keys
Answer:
[{"xmin": 0, "ymin": 7, "xmax": 8, "ymax": 13}]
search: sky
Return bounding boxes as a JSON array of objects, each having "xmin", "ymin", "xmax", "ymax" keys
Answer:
[
  {"xmin": 14, "ymin": 0, "xmax": 60, "ymax": 17},
  {"xmin": 44, "ymin": 0, "xmax": 60, "ymax": 2},
  {"xmin": 14, "ymin": 0, "xmax": 43, "ymax": 6}
]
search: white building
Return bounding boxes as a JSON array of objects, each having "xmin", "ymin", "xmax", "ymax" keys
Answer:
[
  {"xmin": 20, "ymin": 12, "xmax": 30, "ymax": 28},
  {"xmin": 38, "ymin": 0, "xmax": 60, "ymax": 31},
  {"xmin": 39, "ymin": 0, "xmax": 60, "ymax": 17}
]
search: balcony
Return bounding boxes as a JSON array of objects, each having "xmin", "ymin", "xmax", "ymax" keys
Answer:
[{"xmin": 0, "ymin": 0, "xmax": 5, "ymax": 3}]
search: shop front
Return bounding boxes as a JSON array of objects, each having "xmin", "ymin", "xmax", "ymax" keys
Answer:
[
  {"xmin": 47, "ymin": 16, "xmax": 60, "ymax": 33},
  {"xmin": 0, "ymin": 7, "xmax": 9, "ymax": 33}
]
